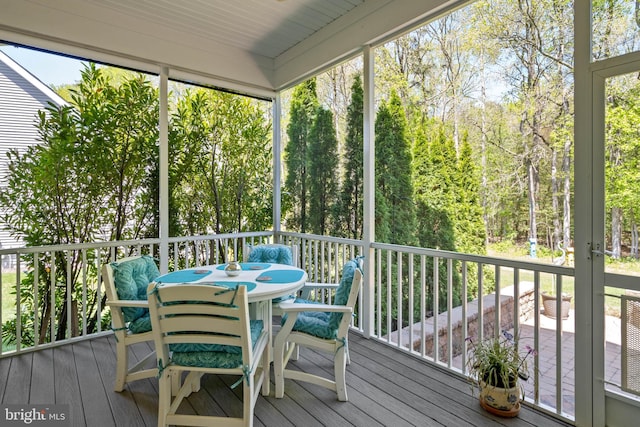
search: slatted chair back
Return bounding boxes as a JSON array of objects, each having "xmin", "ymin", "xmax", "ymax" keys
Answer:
[
  {"xmin": 102, "ymin": 255, "xmax": 159, "ymax": 391},
  {"xmin": 147, "ymin": 282, "xmax": 269, "ymax": 427}
]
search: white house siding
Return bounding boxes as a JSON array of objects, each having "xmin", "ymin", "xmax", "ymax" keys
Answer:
[{"xmin": 0, "ymin": 51, "xmax": 66, "ymax": 251}]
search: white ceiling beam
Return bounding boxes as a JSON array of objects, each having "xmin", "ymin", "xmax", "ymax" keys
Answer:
[
  {"xmin": 273, "ymin": 0, "xmax": 465, "ymax": 90},
  {"xmin": 0, "ymin": 0, "xmax": 276, "ymax": 96}
]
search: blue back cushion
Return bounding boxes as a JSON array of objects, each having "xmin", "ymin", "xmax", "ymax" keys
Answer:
[
  {"xmin": 111, "ymin": 256, "xmax": 160, "ymax": 323},
  {"xmin": 247, "ymin": 244, "xmax": 293, "ymax": 265},
  {"xmin": 328, "ymin": 259, "xmax": 359, "ymax": 330},
  {"xmin": 284, "ymin": 259, "xmax": 361, "ymax": 340}
]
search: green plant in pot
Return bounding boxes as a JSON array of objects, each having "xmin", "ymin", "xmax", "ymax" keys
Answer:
[{"xmin": 466, "ymin": 330, "xmax": 536, "ymax": 417}]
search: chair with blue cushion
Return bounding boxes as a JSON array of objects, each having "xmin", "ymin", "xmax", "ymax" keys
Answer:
[
  {"xmin": 245, "ymin": 243, "xmax": 299, "ymax": 308},
  {"xmin": 102, "ymin": 255, "xmax": 160, "ymax": 391},
  {"xmin": 245, "ymin": 243, "xmax": 297, "ymax": 267},
  {"xmin": 147, "ymin": 282, "xmax": 269, "ymax": 427},
  {"xmin": 273, "ymin": 258, "xmax": 363, "ymax": 401}
]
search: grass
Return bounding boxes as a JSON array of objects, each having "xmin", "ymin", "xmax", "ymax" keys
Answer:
[
  {"xmin": 1, "ymin": 272, "xmax": 17, "ymax": 324},
  {"xmin": 488, "ymin": 242, "xmax": 640, "ymax": 318}
]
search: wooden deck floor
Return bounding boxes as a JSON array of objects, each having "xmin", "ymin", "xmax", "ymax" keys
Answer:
[{"xmin": 0, "ymin": 332, "xmax": 573, "ymax": 427}]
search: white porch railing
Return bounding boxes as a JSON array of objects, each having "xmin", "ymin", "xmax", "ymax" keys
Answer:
[
  {"xmin": 368, "ymin": 242, "xmax": 577, "ymax": 421},
  {"xmin": 8, "ymin": 231, "xmax": 631, "ymax": 423}
]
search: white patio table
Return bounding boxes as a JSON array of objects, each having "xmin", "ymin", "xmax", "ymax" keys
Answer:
[{"xmin": 154, "ymin": 262, "xmax": 307, "ymax": 394}]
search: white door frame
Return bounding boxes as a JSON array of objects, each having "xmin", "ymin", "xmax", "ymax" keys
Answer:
[{"xmin": 575, "ymin": 1, "xmax": 640, "ymax": 419}]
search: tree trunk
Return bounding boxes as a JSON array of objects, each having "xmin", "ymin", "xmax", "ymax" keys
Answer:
[
  {"xmin": 611, "ymin": 206, "xmax": 622, "ymax": 259},
  {"xmin": 528, "ymin": 159, "xmax": 538, "ymax": 241},
  {"xmin": 551, "ymin": 147, "xmax": 560, "ymax": 248},
  {"xmin": 631, "ymin": 217, "xmax": 638, "ymax": 259},
  {"xmin": 480, "ymin": 47, "xmax": 489, "ymax": 246},
  {"xmin": 562, "ymin": 137, "xmax": 572, "ymax": 248}
]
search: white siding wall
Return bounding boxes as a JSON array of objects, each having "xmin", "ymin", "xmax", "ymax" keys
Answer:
[{"xmin": 0, "ymin": 52, "xmax": 66, "ymax": 249}]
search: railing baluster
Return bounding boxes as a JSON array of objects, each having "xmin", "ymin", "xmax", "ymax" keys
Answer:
[
  {"xmin": 433, "ymin": 256, "xmax": 439, "ymax": 362},
  {"xmin": 478, "ymin": 262, "xmax": 484, "ymax": 343},
  {"xmin": 420, "ymin": 254, "xmax": 426, "ymax": 357},
  {"xmin": 495, "ymin": 264, "xmax": 500, "ymax": 338},
  {"xmin": 461, "ymin": 260, "xmax": 468, "ymax": 375},
  {"xmin": 447, "ymin": 257, "xmax": 453, "ymax": 367},
  {"xmin": 408, "ymin": 253, "xmax": 414, "ymax": 353}
]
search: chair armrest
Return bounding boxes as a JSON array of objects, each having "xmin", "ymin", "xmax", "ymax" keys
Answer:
[
  {"xmin": 278, "ymin": 302, "xmax": 352, "ymax": 314},
  {"xmin": 106, "ymin": 300, "xmax": 148, "ymax": 308},
  {"xmin": 301, "ymin": 281, "xmax": 339, "ymax": 290}
]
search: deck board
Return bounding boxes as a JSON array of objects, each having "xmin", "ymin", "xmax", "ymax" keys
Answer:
[{"xmin": 0, "ymin": 332, "xmax": 573, "ymax": 427}]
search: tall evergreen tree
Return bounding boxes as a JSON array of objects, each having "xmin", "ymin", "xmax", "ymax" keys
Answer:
[
  {"xmin": 375, "ymin": 91, "xmax": 417, "ymax": 245},
  {"xmin": 413, "ymin": 124, "xmax": 456, "ymax": 251},
  {"xmin": 335, "ymin": 74, "xmax": 364, "ymax": 239},
  {"xmin": 284, "ymin": 79, "xmax": 318, "ymax": 233},
  {"xmin": 308, "ymin": 107, "xmax": 339, "ymax": 235},
  {"xmin": 455, "ymin": 132, "xmax": 486, "ymax": 254}
]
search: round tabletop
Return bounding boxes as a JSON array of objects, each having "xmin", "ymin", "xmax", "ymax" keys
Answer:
[{"xmin": 155, "ymin": 262, "xmax": 307, "ymax": 303}]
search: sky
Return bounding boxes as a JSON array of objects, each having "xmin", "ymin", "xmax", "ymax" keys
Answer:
[{"xmin": 0, "ymin": 45, "xmax": 84, "ymax": 87}]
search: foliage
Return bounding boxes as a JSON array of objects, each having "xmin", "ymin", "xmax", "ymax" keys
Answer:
[
  {"xmin": 413, "ymin": 123, "xmax": 456, "ymax": 251},
  {"xmin": 284, "ymin": 78, "xmax": 319, "ymax": 233},
  {"xmin": 334, "ymin": 74, "xmax": 364, "ymax": 240},
  {"xmin": 0, "ymin": 64, "xmax": 158, "ymax": 345},
  {"xmin": 307, "ymin": 107, "xmax": 339, "ymax": 234},
  {"xmin": 0, "ymin": 65, "xmax": 272, "ymax": 347},
  {"xmin": 605, "ymin": 77, "xmax": 640, "ymax": 259},
  {"xmin": 466, "ymin": 330, "xmax": 536, "ymax": 389},
  {"xmin": 168, "ymin": 88, "xmax": 272, "ymax": 237},
  {"xmin": 375, "ymin": 90, "xmax": 417, "ymax": 246},
  {"xmin": 455, "ymin": 134, "xmax": 487, "ymax": 254}
]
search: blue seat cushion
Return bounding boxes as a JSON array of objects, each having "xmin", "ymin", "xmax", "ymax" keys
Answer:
[
  {"xmin": 128, "ymin": 314, "xmax": 152, "ymax": 334},
  {"xmin": 247, "ymin": 244, "xmax": 293, "ymax": 265},
  {"xmin": 170, "ymin": 320, "xmax": 264, "ymax": 354},
  {"xmin": 171, "ymin": 349, "xmax": 246, "ymax": 369},
  {"xmin": 111, "ymin": 256, "xmax": 160, "ymax": 323},
  {"xmin": 282, "ymin": 298, "xmax": 336, "ymax": 339},
  {"xmin": 170, "ymin": 320, "xmax": 264, "ymax": 369}
]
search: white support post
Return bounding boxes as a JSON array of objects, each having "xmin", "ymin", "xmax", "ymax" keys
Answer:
[
  {"xmin": 273, "ymin": 94, "xmax": 282, "ymax": 237},
  {"xmin": 159, "ymin": 67, "xmax": 169, "ymax": 274},
  {"xmin": 574, "ymin": 2, "xmax": 601, "ymax": 425},
  {"xmin": 362, "ymin": 45, "xmax": 375, "ymax": 338}
]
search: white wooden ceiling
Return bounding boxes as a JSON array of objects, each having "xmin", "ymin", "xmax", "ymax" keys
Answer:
[{"xmin": 0, "ymin": 0, "xmax": 460, "ymax": 97}]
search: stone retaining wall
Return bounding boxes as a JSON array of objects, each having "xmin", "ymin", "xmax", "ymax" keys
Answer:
[{"xmin": 386, "ymin": 282, "xmax": 535, "ymax": 360}]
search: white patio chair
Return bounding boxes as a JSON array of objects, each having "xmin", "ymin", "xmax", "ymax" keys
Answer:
[
  {"xmin": 102, "ymin": 255, "xmax": 159, "ymax": 391},
  {"xmin": 147, "ymin": 282, "xmax": 269, "ymax": 427},
  {"xmin": 245, "ymin": 243, "xmax": 300, "ymax": 313},
  {"xmin": 273, "ymin": 258, "xmax": 363, "ymax": 401}
]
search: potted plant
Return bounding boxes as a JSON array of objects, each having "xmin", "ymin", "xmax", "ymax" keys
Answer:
[
  {"xmin": 541, "ymin": 291, "xmax": 572, "ymax": 319},
  {"xmin": 466, "ymin": 330, "xmax": 536, "ymax": 417}
]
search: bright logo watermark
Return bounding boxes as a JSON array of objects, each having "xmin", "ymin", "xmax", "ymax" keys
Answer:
[{"xmin": 1, "ymin": 405, "xmax": 69, "ymax": 426}]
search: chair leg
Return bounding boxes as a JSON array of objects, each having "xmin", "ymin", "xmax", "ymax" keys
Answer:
[
  {"xmin": 114, "ymin": 338, "xmax": 127, "ymax": 392},
  {"xmin": 158, "ymin": 370, "xmax": 172, "ymax": 427},
  {"xmin": 335, "ymin": 347, "xmax": 348, "ymax": 402},
  {"xmin": 244, "ymin": 374, "xmax": 254, "ymax": 427},
  {"xmin": 345, "ymin": 342, "xmax": 351, "ymax": 365}
]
